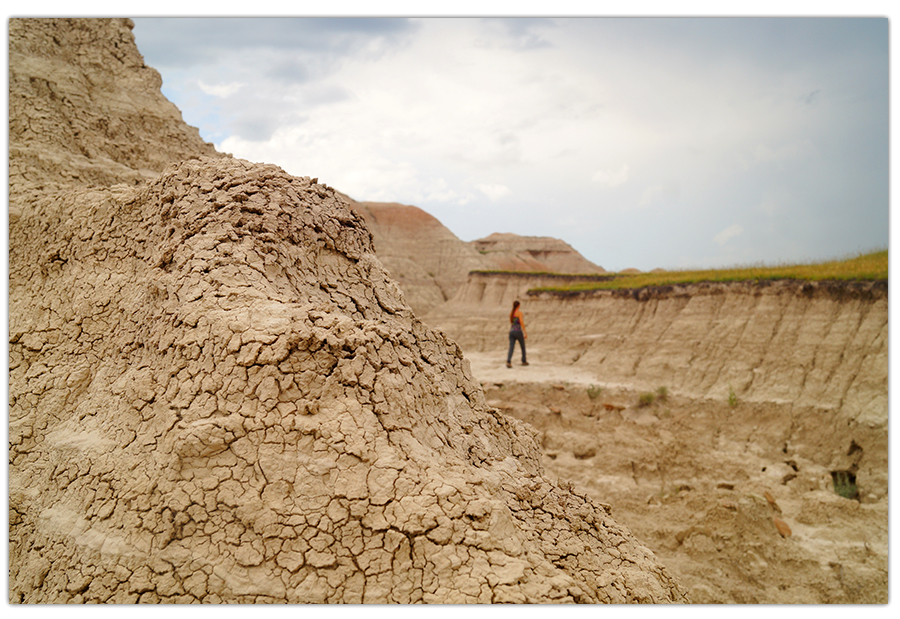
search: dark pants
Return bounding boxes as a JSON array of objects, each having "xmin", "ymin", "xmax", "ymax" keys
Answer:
[{"xmin": 508, "ymin": 330, "xmax": 526, "ymax": 364}]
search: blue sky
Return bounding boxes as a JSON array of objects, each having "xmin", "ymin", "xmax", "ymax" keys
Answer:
[{"xmin": 130, "ymin": 11, "xmax": 890, "ymax": 272}]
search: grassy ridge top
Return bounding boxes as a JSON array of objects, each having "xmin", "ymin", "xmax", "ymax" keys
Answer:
[{"xmin": 530, "ymin": 250, "xmax": 888, "ymax": 293}]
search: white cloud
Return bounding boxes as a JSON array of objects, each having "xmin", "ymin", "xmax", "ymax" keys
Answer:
[
  {"xmin": 638, "ymin": 180, "xmax": 681, "ymax": 208},
  {"xmin": 714, "ymin": 224, "xmax": 744, "ymax": 246},
  {"xmin": 419, "ymin": 178, "xmax": 473, "ymax": 205},
  {"xmin": 477, "ymin": 183, "xmax": 511, "ymax": 201},
  {"xmin": 197, "ymin": 80, "xmax": 243, "ymax": 98},
  {"xmin": 591, "ymin": 164, "xmax": 629, "ymax": 187},
  {"xmin": 134, "ymin": 17, "xmax": 888, "ymax": 272},
  {"xmin": 639, "ymin": 185, "xmax": 663, "ymax": 207}
]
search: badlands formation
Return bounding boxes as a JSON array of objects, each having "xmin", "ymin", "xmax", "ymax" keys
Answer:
[
  {"xmin": 346, "ymin": 199, "xmax": 605, "ymax": 315},
  {"xmin": 425, "ymin": 273, "xmax": 888, "ymax": 603},
  {"xmin": 9, "ymin": 18, "xmax": 688, "ymax": 603}
]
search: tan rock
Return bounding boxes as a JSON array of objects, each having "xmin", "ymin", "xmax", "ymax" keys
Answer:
[
  {"xmin": 346, "ymin": 203, "xmax": 605, "ymax": 315},
  {"xmin": 772, "ymin": 516, "xmax": 792, "ymax": 538},
  {"xmin": 471, "ymin": 232, "xmax": 605, "ymax": 274}
]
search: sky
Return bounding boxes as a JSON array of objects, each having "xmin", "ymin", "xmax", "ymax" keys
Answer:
[{"xmin": 128, "ymin": 12, "xmax": 890, "ymax": 273}]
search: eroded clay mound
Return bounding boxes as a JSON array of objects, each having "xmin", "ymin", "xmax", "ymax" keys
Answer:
[
  {"xmin": 8, "ymin": 18, "xmax": 221, "ymax": 218},
  {"xmin": 344, "ymin": 201, "xmax": 606, "ymax": 315},
  {"xmin": 9, "ymin": 157, "xmax": 688, "ymax": 603},
  {"xmin": 346, "ymin": 199, "xmax": 488, "ymax": 315},
  {"xmin": 471, "ymin": 233, "xmax": 606, "ymax": 274}
]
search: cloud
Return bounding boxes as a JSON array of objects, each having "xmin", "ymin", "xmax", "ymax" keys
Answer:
[
  {"xmin": 714, "ymin": 224, "xmax": 744, "ymax": 246},
  {"xmin": 481, "ymin": 17, "xmax": 556, "ymax": 50},
  {"xmin": 638, "ymin": 181, "xmax": 679, "ymax": 207},
  {"xmin": 591, "ymin": 164, "xmax": 629, "ymax": 187},
  {"xmin": 801, "ymin": 89, "xmax": 821, "ymax": 105},
  {"xmin": 133, "ymin": 17, "xmax": 419, "ymax": 68},
  {"xmin": 477, "ymin": 183, "xmax": 511, "ymax": 201},
  {"xmin": 639, "ymin": 186, "xmax": 661, "ymax": 207},
  {"xmin": 197, "ymin": 80, "xmax": 243, "ymax": 98},
  {"xmin": 132, "ymin": 17, "xmax": 888, "ymax": 272}
]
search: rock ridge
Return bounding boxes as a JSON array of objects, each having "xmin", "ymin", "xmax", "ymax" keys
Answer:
[
  {"xmin": 425, "ymin": 271, "xmax": 888, "ymax": 428},
  {"xmin": 8, "ymin": 17, "xmax": 222, "ymax": 220},
  {"xmin": 345, "ymin": 200, "xmax": 605, "ymax": 315},
  {"xmin": 471, "ymin": 232, "xmax": 606, "ymax": 275}
]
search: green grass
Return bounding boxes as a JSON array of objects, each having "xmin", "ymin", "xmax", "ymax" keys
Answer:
[
  {"xmin": 470, "ymin": 270, "xmax": 612, "ymax": 281},
  {"xmin": 831, "ymin": 471, "xmax": 860, "ymax": 500},
  {"xmin": 529, "ymin": 250, "xmax": 887, "ymax": 294},
  {"xmin": 638, "ymin": 392, "xmax": 656, "ymax": 407}
]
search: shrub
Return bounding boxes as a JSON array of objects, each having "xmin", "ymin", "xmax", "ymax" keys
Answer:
[
  {"xmin": 638, "ymin": 392, "xmax": 655, "ymax": 407},
  {"xmin": 728, "ymin": 386, "xmax": 738, "ymax": 408},
  {"xmin": 587, "ymin": 384, "xmax": 602, "ymax": 400},
  {"xmin": 831, "ymin": 470, "xmax": 859, "ymax": 500},
  {"xmin": 656, "ymin": 386, "xmax": 668, "ymax": 402}
]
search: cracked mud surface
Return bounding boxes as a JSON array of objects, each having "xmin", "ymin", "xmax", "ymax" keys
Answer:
[{"xmin": 8, "ymin": 156, "xmax": 688, "ymax": 603}]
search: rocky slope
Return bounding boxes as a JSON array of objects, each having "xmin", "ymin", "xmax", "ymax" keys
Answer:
[
  {"xmin": 471, "ymin": 232, "xmax": 606, "ymax": 275},
  {"xmin": 8, "ymin": 18, "xmax": 687, "ymax": 604},
  {"xmin": 346, "ymin": 199, "xmax": 487, "ymax": 315},
  {"xmin": 478, "ymin": 379, "xmax": 888, "ymax": 603},
  {"xmin": 8, "ymin": 18, "xmax": 221, "ymax": 220},
  {"xmin": 427, "ymin": 274, "xmax": 888, "ymax": 432}
]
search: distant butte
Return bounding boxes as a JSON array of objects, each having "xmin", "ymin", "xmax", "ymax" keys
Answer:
[{"xmin": 345, "ymin": 198, "xmax": 605, "ymax": 314}]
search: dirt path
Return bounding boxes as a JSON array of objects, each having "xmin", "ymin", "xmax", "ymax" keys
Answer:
[{"xmin": 465, "ymin": 348, "xmax": 610, "ymax": 387}]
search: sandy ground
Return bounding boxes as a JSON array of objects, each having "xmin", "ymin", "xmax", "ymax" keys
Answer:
[{"xmin": 465, "ymin": 348, "xmax": 609, "ymax": 387}]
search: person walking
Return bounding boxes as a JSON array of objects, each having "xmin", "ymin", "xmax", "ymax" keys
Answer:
[{"xmin": 507, "ymin": 300, "xmax": 528, "ymax": 368}]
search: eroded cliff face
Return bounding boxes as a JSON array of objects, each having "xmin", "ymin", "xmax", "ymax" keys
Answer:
[
  {"xmin": 8, "ymin": 18, "xmax": 221, "ymax": 219},
  {"xmin": 8, "ymin": 18, "xmax": 688, "ymax": 604},
  {"xmin": 424, "ymin": 273, "xmax": 888, "ymax": 498},
  {"xmin": 346, "ymin": 200, "xmax": 488, "ymax": 315},
  {"xmin": 345, "ymin": 201, "xmax": 606, "ymax": 315},
  {"xmin": 471, "ymin": 233, "xmax": 606, "ymax": 275},
  {"xmin": 429, "ymin": 274, "xmax": 887, "ymax": 416}
]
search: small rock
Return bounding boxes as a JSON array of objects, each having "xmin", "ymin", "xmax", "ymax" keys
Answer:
[{"xmin": 773, "ymin": 516, "xmax": 792, "ymax": 538}]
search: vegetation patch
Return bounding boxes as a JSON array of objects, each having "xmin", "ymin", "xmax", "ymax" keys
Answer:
[
  {"xmin": 527, "ymin": 250, "xmax": 887, "ymax": 294},
  {"xmin": 831, "ymin": 470, "xmax": 860, "ymax": 501},
  {"xmin": 470, "ymin": 270, "xmax": 614, "ymax": 281},
  {"xmin": 728, "ymin": 386, "xmax": 738, "ymax": 408}
]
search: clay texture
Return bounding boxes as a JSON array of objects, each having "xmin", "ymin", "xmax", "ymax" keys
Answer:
[{"xmin": 8, "ymin": 18, "xmax": 687, "ymax": 604}]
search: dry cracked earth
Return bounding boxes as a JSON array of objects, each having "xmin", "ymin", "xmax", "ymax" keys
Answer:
[
  {"xmin": 8, "ymin": 157, "xmax": 688, "ymax": 604},
  {"xmin": 7, "ymin": 17, "xmax": 888, "ymax": 606}
]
